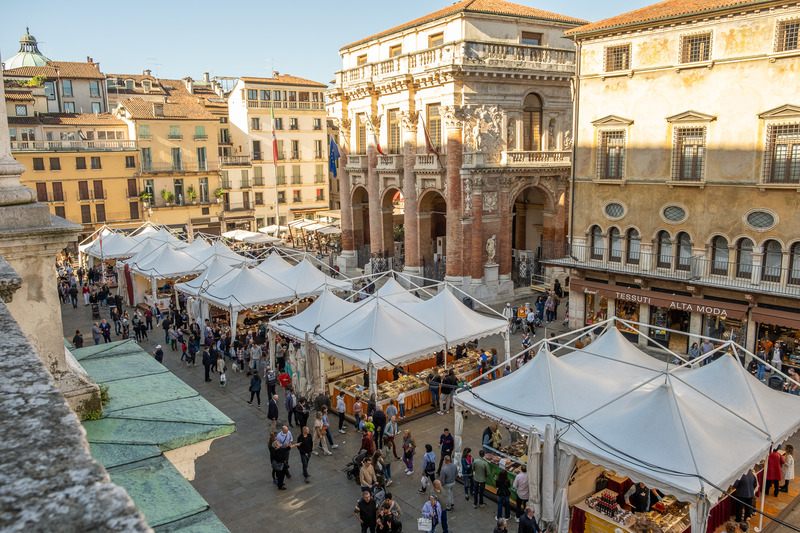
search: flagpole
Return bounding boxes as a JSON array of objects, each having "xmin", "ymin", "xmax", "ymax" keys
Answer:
[{"xmin": 270, "ymin": 100, "xmax": 281, "ymax": 238}]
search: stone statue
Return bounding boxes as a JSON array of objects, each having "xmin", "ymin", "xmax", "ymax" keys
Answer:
[
  {"xmin": 486, "ymin": 235, "xmax": 497, "ymax": 265},
  {"xmin": 507, "ymin": 118, "xmax": 516, "ymax": 150}
]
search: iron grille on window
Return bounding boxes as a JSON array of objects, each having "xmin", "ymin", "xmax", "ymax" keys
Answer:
[
  {"xmin": 597, "ymin": 131, "xmax": 625, "ymax": 179},
  {"xmin": 764, "ymin": 123, "xmax": 800, "ymax": 183},
  {"xmin": 672, "ymin": 127, "xmax": 706, "ymax": 181},
  {"xmin": 777, "ymin": 20, "xmax": 800, "ymax": 52},
  {"xmin": 680, "ymin": 33, "xmax": 711, "ymax": 63},
  {"xmin": 604, "ymin": 45, "xmax": 631, "ymax": 72}
]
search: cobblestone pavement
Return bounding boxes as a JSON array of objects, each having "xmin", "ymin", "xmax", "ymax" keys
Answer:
[{"xmin": 61, "ymin": 289, "xmax": 800, "ymax": 533}]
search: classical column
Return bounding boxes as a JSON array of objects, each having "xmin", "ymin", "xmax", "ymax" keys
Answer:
[
  {"xmin": 498, "ymin": 177, "xmax": 512, "ymax": 279},
  {"xmin": 335, "ymin": 119, "xmax": 357, "ymax": 270},
  {"xmin": 401, "ymin": 111, "xmax": 420, "ymax": 272},
  {"xmin": 365, "ymin": 115, "xmax": 382, "ymax": 256},
  {"xmin": 381, "ymin": 207, "xmax": 394, "ymax": 258},
  {"xmin": 471, "ymin": 179, "xmax": 484, "ymax": 282},
  {"xmin": 443, "ymin": 107, "xmax": 464, "ymax": 279}
]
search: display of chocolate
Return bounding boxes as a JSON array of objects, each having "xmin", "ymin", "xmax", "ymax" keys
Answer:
[{"xmin": 645, "ymin": 496, "xmax": 690, "ymax": 533}]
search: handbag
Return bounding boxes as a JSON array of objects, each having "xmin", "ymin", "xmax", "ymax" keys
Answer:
[
  {"xmin": 417, "ymin": 517, "xmax": 432, "ymax": 531},
  {"xmin": 271, "ymin": 460, "xmax": 284, "ymax": 471}
]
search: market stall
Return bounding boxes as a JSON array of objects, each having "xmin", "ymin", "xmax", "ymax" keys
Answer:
[
  {"xmin": 454, "ymin": 320, "xmax": 800, "ymax": 533},
  {"xmin": 127, "ymin": 244, "xmax": 206, "ymax": 307}
]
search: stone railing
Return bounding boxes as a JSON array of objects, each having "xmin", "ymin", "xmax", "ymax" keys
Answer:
[
  {"xmin": 0, "ymin": 257, "xmax": 150, "ymax": 532},
  {"xmin": 462, "ymin": 150, "xmax": 571, "ymax": 169},
  {"xmin": 346, "ymin": 155, "xmax": 368, "ymax": 169},
  {"xmin": 415, "ymin": 154, "xmax": 444, "ymax": 172},
  {"xmin": 376, "ymin": 154, "xmax": 403, "ymax": 170},
  {"xmin": 10, "ymin": 140, "xmax": 137, "ymax": 152}
]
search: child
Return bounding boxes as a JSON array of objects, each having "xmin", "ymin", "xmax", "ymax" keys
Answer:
[
  {"xmin": 397, "ymin": 391, "xmax": 406, "ymax": 420},
  {"xmin": 181, "ymin": 340, "xmax": 188, "ymax": 364},
  {"xmin": 353, "ymin": 397, "xmax": 363, "ymax": 431}
]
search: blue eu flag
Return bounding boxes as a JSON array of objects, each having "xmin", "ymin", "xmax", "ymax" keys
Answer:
[{"xmin": 329, "ymin": 137, "xmax": 340, "ymax": 178}]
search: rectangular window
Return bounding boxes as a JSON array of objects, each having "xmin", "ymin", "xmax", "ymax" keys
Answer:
[
  {"xmin": 173, "ymin": 179, "xmax": 184, "ymax": 205},
  {"xmin": 197, "ymin": 147, "xmax": 207, "ymax": 171},
  {"xmin": 93, "ymin": 180, "xmax": 104, "ymax": 200},
  {"xmin": 54, "ymin": 205, "xmax": 65, "ymax": 218},
  {"xmin": 680, "ymin": 33, "xmax": 711, "ymax": 63},
  {"xmin": 292, "ymin": 165, "xmax": 301, "ymax": 184},
  {"xmin": 35, "ymin": 183, "xmax": 47, "ymax": 202},
  {"xmin": 144, "ymin": 179, "xmax": 154, "ymax": 196},
  {"xmin": 15, "ymin": 104, "xmax": 27, "ymax": 116},
  {"xmin": 316, "ymin": 188, "xmax": 325, "ymax": 201},
  {"xmin": 389, "ymin": 108, "xmax": 401, "ymax": 154},
  {"xmin": 605, "ymin": 44, "xmax": 631, "ymax": 72},
  {"xmin": 33, "ymin": 158, "xmax": 45, "ymax": 171},
  {"xmin": 49, "ymin": 157, "xmax": 61, "ymax": 171},
  {"xmin": 277, "ymin": 191, "xmax": 286, "ymax": 204},
  {"xmin": 275, "ymin": 118, "xmax": 283, "ymax": 130},
  {"xmin": 276, "ymin": 140, "xmax": 284, "ymax": 160},
  {"xmin": 290, "ymin": 118, "xmax": 298, "ymax": 130},
  {"xmin": 194, "ymin": 125, "xmax": 206, "ymax": 140},
  {"xmin": 125, "ymin": 155, "xmax": 135, "ymax": 168},
  {"xmin": 62, "ymin": 80, "xmax": 73, "ymax": 97},
  {"xmin": 427, "ymin": 104, "xmax": 442, "ymax": 152},
  {"xmin": 315, "ymin": 164, "xmax": 324, "ymax": 183},
  {"xmin": 288, "ymin": 91, "xmax": 297, "ymax": 102},
  {"xmin": 89, "ymin": 81, "xmax": 100, "ymax": 98},
  {"xmin": 315, "ymin": 139, "xmax": 323, "ymax": 159},
  {"xmin": 765, "ymin": 123, "xmax": 800, "ymax": 183},
  {"xmin": 428, "ymin": 32, "xmax": 444, "ymax": 48},
  {"xmin": 672, "ymin": 127, "xmax": 706, "ymax": 181},
  {"xmin": 219, "ymin": 128, "xmax": 230, "ymax": 143},
  {"xmin": 313, "ymin": 118, "xmax": 322, "ymax": 130},
  {"xmin": 81, "ymin": 204, "xmax": 91, "ymax": 224},
  {"xmin": 251, "ymin": 117, "xmax": 260, "ymax": 131},
  {"xmin": 91, "ymin": 102, "xmax": 101, "ymax": 113},
  {"xmin": 64, "ymin": 102, "xmax": 75, "ymax": 113},
  {"xmin": 357, "ymin": 113, "xmax": 367, "ymax": 154},
  {"xmin": 291, "ymin": 140, "xmax": 300, "ymax": 160},
  {"xmin": 252, "ymin": 140, "xmax": 262, "ymax": 160},
  {"xmin": 247, "ymin": 89, "xmax": 258, "ymax": 100},
  {"xmin": 260, "ymin": 90, "xmax": 270, "ymax": 100},
  {"xmin": 276, "ymin": 166, "xmax": 286, "ymax": 185},
  {"xmin": 776, "ymin": 19, "xmax": 800, "ymax": 52},
  {"xmin": 389, "ymin": 44, "xmax": 402, "ymax": 57},
  {"xmin": 76, "ymin": 157, "xmax": 87, "ymax": 170},
  {"xmin": 141, "ymin": 148, "xmax": 152, "ymax": 172},
  {"xmin": 597, "ymin": 131, "xmax": 625, "ymax": 179},
  {"xmin": 78, "ymin": 181, "xmax": 89, "ymax": 200},
  {"xmin": 273, "ymin": 90, "xmax": 282, "ymax": 101},
  {"xmin": 357, "ymin": 54, "xmax": 367, "ymax": 66},
  {"xmin": 255, "ymin": 192, "xmax": 264, "ymax": 205},
  {"xmin": 91, "ymin": 156, "xmax": 101, "ymax": 170},
  {"xmin": 293, "ymin": 190, "xmax": 302, "ymax": 202},
  {"xmin": 139, "ymin": 125, "xmax": 151, "ymax": 139},
  {"xmin": 95, "ymin": 204, "xmax": 106, "ymax": 223},
  {"xmin": 52, "ymin": 182, "xmax": 64, "ymax": 202},
  {"xmin": 521, "ymin": 31, "xmax": 542, "ymax": 46},
  {"xmin": 171, "ymin": 147, "xmax": 182, "ymax": 171},
  {"xmin": 221, "ymin": 170, "xmax": 230, "ymax": 189},
  {"xmin": 44, "ymin": 81, "xmax": 55, "ymax": 100},
  {"xmin": 169, "ymin": 125, "xmax": 181, "ymax": 139},
  {"xmin": 127, "ymin": 178, "xmax": 138, "ymax": 198},
  {"xmin": 254, "ymin": 166, "xmax": 263, "ymax": 177},
  {"xmin": 129, "ymin": 201, "xmax": 139, "ymax": 220},
  {"xmin": 241, "ymin": 169, "xmax": 250, "ymax": 188},
  {"xmin": 199, "ymin": 177, "xmax": 209, "ymax": 202}
]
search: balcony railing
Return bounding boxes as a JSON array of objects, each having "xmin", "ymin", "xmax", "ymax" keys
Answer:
[
  {"xmin": 540, "ymin": 242, "xmax": 800, "ymax": 298},
  {"xmin": 10, "ymin": 140, "xmax": 137, "ymax": 152},
  {"xmin": 194, "ymin": 134, "xmax": 208, "ymax": 141},
  {"xmin": 77, "ymin": 190, "xmax": 107, "ymax": 201},
  {"xmin": 219, "ymin": 155, "xmax": 251, "ymax": 167},
  {"xmin": 168, "ymin": 135, "xmax": 183, "ymax": 140},
  {"xmin": 415, "ymin": 154, "xmax": 444, "ymax": 172},
  {"xmin": 241, "ymin": 180, "xmax": 251, "ymax": 189},
  {"xmin": 314, "ymin": 173, "xmax": 325, "ymax": 183},
  {"xmin": 247, "ymin": 100, "xmax": 325, "ymax": 111},
  {"xmin": 336, "ymin": 40, "xmax": 576, "ymax": 87},
  {"xmin": 462, "ymin": 150, "xmax": 570, "ymax": 169},
  {"xmin": 290, "ymin": 151, "xmax": 300, "ymax": 160},
  {"xmin": 276, "ymin": 176, "xmax": 286, "ymax": 185},
  {"xmin": 314, "ymin": 151, "xmax": 325, "ymax": 160},
  {"xmin": 221, "ymin": 179, "xmax": 232, "ymax": 189},
  {"xmin": 37, "ymin": 192, "xmax": 66, "ymax": 203},
  {"xmin": 254, "ymin": 177, "xmax": 265, "ymax": 186},
  {"xmin": 140, "ymin": 161, "xmax": 219, "ymax": 173},
  {"xmin": 291, "ymin": 176, "xmax": 302, "ymax": 185},
  {"xmin": 377, "ymin": 154, "xmax": 403, "ymax": 170},
  {"xmin": 346, "ymin": 155, "xmax": 367, "ymax": 170}
]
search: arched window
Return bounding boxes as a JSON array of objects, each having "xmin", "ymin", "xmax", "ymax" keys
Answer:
[
  {"xmin": 608, "ymin": 227, "xmax": 622, "ymax": 262},
  {"xmin": 736, "ymin": 238, "xmax": 753, "ymax": 279},
  {"xmin": 710, "ymin": 236, "xmax": 729, "ymax": 275},
  {"xmin": 626, "ymin": 229, "xmax": 640, "ymax": 264},
  {"xmin": 762, "ymin": 240, "xmax": 783, "ymax": 282},
  {"xmin": 590, "ymin": 226, "xmax": 603, "ymax": 259},
  {"xmin": 789, "ymin": 243, "xmax": 800, "ymax": 285},
  {"xmin": 523, "ymin": 94, "xmax": 542, "ymax": 151},
  {"xmin": 675, "ymin": 232, "xmax": 692, "ymax": 271},
  {"xmin": 656, "ymin": 231, "xmax": 672, "ymax": 268}
]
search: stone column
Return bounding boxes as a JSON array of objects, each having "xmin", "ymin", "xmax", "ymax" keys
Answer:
[
  {"xmin": 365, "ymin": 115, "xmax": 382, "ymax": 256},
  {"xmin": 443, "ymin": 108, "xmax": 464, "ymax": 280},
  {"xmin": 335, "ymin": 119, "xmax": 357, "ymax": 270},
  {"xmin": 637, "ymin": 303, "xmax": 650, "ymax": 347},
  {"xmin": 401, "ymin": 111, "xmax": 420, "ymax": 273},
  {"xmin": 471, "ymin": 179, "xmax": 484, "ymax": 282},
  {"xmin": 0, "ymin": 58, "xmax": 88, "ymax": 413},
  {"xmin": 381, "ymin": 207, "xmax": 394, "ymax": 258},
  {"xmin": 498, "ymin": 177, "xmax": 512, "ymax": 279},
  {"xmin": 418, "ymin": 212, "xmax": 432, "ymax": 263},
  {"xmin": 751, "ymin": 246, "xmax": 763, "ymax": 286}
]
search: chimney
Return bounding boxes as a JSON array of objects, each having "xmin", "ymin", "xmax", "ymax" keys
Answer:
[
  {"xmin": 273, "ymin": 71, "xmax": 280, "ymax": 77},
  {"xmin": 184, "ymin": 77, "xmax": 194, "ymax": 94},
  {"xmin": 203, "ymin": 72, "xmax": 210, "ymax": 83},
  {"xmin": 214, "ymin": 83, "xmax": 224, "ymax": 98},
  {"xmin": 87, "ymin": 56, "xmax": 92, "ymax": 63},
  {"xmin": 143, "ymin": 69, "xmax": 151, "ymax": 77}
]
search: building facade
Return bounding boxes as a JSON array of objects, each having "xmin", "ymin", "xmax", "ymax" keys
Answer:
[
  {"xmin": 550, "ymin": 0, "xmax": 800, "ymax": 355},
  {"xmin": 227, "ymin": 74, "xmax": 329, "ymax": 230},
  {"xmin": 328, "ymin": 0, "xmax": 583, "ymax": 300}
]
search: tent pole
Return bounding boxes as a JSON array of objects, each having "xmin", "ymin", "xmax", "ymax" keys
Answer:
[
  {"xmin": 504, "ymin": 329, "xmax": 510, "ymax": 366},
  {"xmin": 756, "ymin": 447, "xmax": 770, "ymax": 532},
  {"xmin": 444, "ymin": 343, "xmax": 448, "ymax": 371}
]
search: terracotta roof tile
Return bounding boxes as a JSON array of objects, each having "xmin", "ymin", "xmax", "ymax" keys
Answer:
[
  {"xmin": 341, "ymin": 0, "xmax": 587, "ymax": 50},
  {"xmin": 7, "ymin": 117, "xmax": 41, "ymax": 125},
  {"xmin": 4, "ymin": 90, "xmax": 35, "ymax": 101},
  {"xmin": 240, "ymin": 74, "xmax": 328, "ymax": 88},
  {"xmin": 3, "ymin": 61, "xmax": 104, "ymax": 79},
  {"xmin": 38, "ymin": 113, "xmax": 127, "ymax": 126},
  {"xmin": 565, "ymin": 0, "xmax": 766, "ymax": 36}
]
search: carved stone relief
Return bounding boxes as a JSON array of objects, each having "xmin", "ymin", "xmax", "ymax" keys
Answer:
[
  {"xmin": 483, "ymin": 191, "xmax": 498, "ymax": 213},
  {"xmin": 460, "ymin": 105, "xmax": 505, "ymax": 153}
]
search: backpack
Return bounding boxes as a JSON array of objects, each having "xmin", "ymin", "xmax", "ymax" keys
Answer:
[{"xmin": 266, "ymin": 370, "xmax": 277, "ymax": 385}]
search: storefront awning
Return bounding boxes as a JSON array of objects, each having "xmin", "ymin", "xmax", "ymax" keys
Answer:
[{"xmin": 751, "ymin": 306, "xmax": 800, "ymax": 329}]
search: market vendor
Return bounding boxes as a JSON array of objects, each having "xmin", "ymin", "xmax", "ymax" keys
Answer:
[{"xmin": 625, "ymin": 482, "xmax": 662, "ymax": 513}]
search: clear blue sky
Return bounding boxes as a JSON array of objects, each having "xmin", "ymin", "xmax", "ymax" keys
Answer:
[{"xmin": 2, "ymin": 0, "xmax": 650, "ymax": 87}]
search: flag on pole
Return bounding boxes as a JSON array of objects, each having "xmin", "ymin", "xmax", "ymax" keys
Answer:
[
  {"xmin": 270, "ymin": 101, "xmax": 279, "ymax": 166},
  {"xmin": 364, "ymin": 115, "xmax": 386, "ymax": 156},
  {"xmin": 420, "ymin": 116, "xmax": 439, "ymax": 156},
  {"xmin": 328, "ymin": 137, "xmax": 341, "ymax": 178}
]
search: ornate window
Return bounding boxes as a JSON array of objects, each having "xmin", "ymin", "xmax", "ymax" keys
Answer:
[
  {"xmin": 711, "ymin": 236, "xmax": 729, "ymax": 275},
  {"xmin": 789, "ymin": 243, "xmax": 800, "ymax": 285},
  {"xmin": 763, "ymin": 124, "xmax": 800, "ymax": 183},
  {"xmin": 590, "ymin": 226, "xmax": 603, "ymax": 259},
  {"xmin": 762, "ymin": 240, "xmax": 783, "ymax": 282},
  {"xmin": 626, "ymin": 229, "xmax": 640, "ymax": 264},
  {"xmin": 672, "ymin": 127, "xmax": 706, "ymax": 181},
  {"xmin": 736, "ymin": 238, "xmax": 754, "ymax": 279},
  {"xmin": 597, "ymin": 130, "xmax": 625, "ymax": 179},
  {"xmin": 608, "ymin": 228, "xmax": 622, "ymax": 262},
  {"xmin": 675, "ymin": 232, "xmax": 692, "ymax": 271},
  {"xmin": 604, "ymin": 44, "xmax": 631, "ymax": 72},
  {"xmin": 656, "ymin": 231, "xmax": 673, "ymax": 268},
  {"xmin": 776, "ymin": 19, "xmax": 800, "ymax": 52}
]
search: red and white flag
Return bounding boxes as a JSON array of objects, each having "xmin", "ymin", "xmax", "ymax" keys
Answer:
[{"xmin": 364, "ymin": 115, "xmax": 386, "ymax": 156}]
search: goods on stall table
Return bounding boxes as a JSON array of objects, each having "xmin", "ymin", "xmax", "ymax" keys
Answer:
[
  {"xmin": 586, "ymin": 490, "xmax": 632, "ymax": 525},
  {"xmin": 645, "ymin": 496, "xmax": 689, "ymax": 533}
]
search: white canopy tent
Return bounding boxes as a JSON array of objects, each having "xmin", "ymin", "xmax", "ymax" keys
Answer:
[
  {"xmin": 181, "ymin": 237, "xmax": 211, "ymax": 255},
  {"xmin": 372, "ymin": 278, "xmax": 422, "ymax": 306},
  {"xmin": 191, "ymin": 240, "xmax": 248, "ymax": 267},
  {"xmin": 174, "ymin": 257, "xmax": 237, "ymax": 297},
  {"xmin": 84, "ymin": 232, "xmax": 139, "ymax": 260},
  {"xmin": 258, "ymin": 224, "xmax": 289, "ymax": 237},
  {"xmin": 265, "ymin": 259, "xmax": 352, "ymax": 298},
  {"xmin": 255, "ymin": 251, "xmax": 294, "ymax": 274},
  {"xmin": 127, "ymin": 245, "xmax": 206, "ymax": 305},
  {"xmin": 242, "ymin": 233, "xmax": 281, "ymax": 245},
  {"xmin": 130, "ymin": 226, "xmax": 185, "ymax": 248},
  {"xmin": 453, "ymin": 324, "xmax": 800, "ymax": 533}
]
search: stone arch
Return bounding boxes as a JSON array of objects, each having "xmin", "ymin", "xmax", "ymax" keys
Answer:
[
  {"xmin": 417, "ymin": 188, "xmax": 447, "ymax": 263},
  {"xmin": 351, "ymin": 185, "xmax": 370, "ymax": 250},
  {"xmin": 380, "ymin": 186, "xmax": 403, "ymax": 257}
]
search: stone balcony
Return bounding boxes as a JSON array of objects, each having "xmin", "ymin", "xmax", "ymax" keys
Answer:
[
  {"xmin": 376, "ymin": 154, "xmax": 404, "ymax": 171},
  {"xmin": 335, "ymin": 40, "xmax": 576, "ymax": 88},
  {"xmin": 462, "ymin": 150, "xmax": 571, "ymax": 169},
  {"xmin": 345, "ymin": 155, "xmax": 368, "ymax": 170},
  {"xmin": 10, "ymin": 140, "xmax": 138, "ymax": 152}
]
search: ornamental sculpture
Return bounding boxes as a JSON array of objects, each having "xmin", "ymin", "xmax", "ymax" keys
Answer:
[
  {"xmin": 460, "ymin": 105, "xmax": 505, "ymax": 154},
  {"xmin": 486, "ymin": 235, "xmax": 497, "ymax": 265}
]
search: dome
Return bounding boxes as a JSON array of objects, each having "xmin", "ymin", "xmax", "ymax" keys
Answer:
[{"xmin": 3, "ymin": 27, "xmax": 50, "ymax": 70}]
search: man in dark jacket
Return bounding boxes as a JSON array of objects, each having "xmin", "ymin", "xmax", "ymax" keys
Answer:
[
  {"xmin": 296, "ymin": 425, "xmax": 313, "ymax": 482},
  {"xmin": 202, "ymin": 348, "xmax": 212, "ymax": 382},
  {"xmin": 519, "ymin": 505, "xmax": 540, "ymax": 533},
  {"xmin": 268, "ymin": 394, "xmax": 280, "ymax": 433},
  {"xmin": 295, "ymin": 397, "xmax": 310, "ymax": 428},
  {"xmin": 372, "ymin": 406, "xmax": 387, "ymax": 449}
]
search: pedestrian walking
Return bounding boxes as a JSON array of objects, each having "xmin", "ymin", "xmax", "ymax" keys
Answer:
[
  {"xmin": 418, "ymin": 444, "xmax": 436, "ymax": 493},
  {"xmin": 402, "ymin": 429, "xmax": 416, "ymax": 474},
  {"xmin": 495, "ymin": 470, "xmax": 511, "ymax": 521},
  {"xmin": 421, "ymin": 494, "xmax": 442, "ymax": 533},
  {"xmin": 153, "ymin": 345, "xmax": 164, "ymax": 364},
  {"xmin": 372, "ymin": 405, "xmax": 386, "ymax": 449},
  {"xmin": 265, "ymin": 365, "xmax": 278, "ymax": 397},
  {"xmin": 202, "ymin": 347, "xmax": 212, "ymax": 382},
  {"xmin": 72, "ymin": 330, "xmax": 84, "ymax": 349},
  {"xmin": 384, "ymin": 415, "xmax": 399, "ymax": 459},
  {"xmin": 336, "ymin": 391, "xmax": 347, "ymax": 433},
  {"xmin": 321, "ymin": 406, "xmax": 339, "ymax": 449},
  {"xmin": 354, "ymin": 491, "xmax": 378, "ymax": 533},
  {"xmin": 313, "ymin": 411, "xmax": 332, "ymax": 456},
  {"xmin": 271, "ymin": 439, "xmax": 290, "ymax": 491},
  {"xmin": 247, "ymin": 372, "xmax": 261, "ymax": 408},
  {"xmin": 100, "ymin": 319, "xmax": 111, "ymax": 343},
  {"xmin": 296, "ymin": 426, "xmax": 313, "ymax": 482},
  {"xmin": 461, "ymin": 448, "xmax": 474, "ymax": 501},
  {"xmin": 216, "ymin": 354, "xmax": 226, "ymax": 387},
  {"xmin": 295, "ymin": 396, "xmax": 310, "ymax": 428},
  {"xmin": 437, "ymin": 428, "xmax": 454, "ymax": 475},
  {"xmin": 473, "ymin": 450, "xmax": 490, "ymax": 508},
  {"xmin": 440, "ymin": 455, "xmax": 458, "ymax": 511},
  {"xmin": 513, "ymin": 465, "xmax": 530, "ymax": 522},
  {"xmin": 380, "ymin": 443, "xmax": 394, "ymax": 487},
  {"xmin": 518, "ymin": 506, "xmax": 540, "ymax": 533},
  {"xmin": 285, "ymin": 388, "xmax": 297, "ymax": 427},
  {"xmin": 268, "ymin": 394, "xmax": 280, "ymax": 434}
]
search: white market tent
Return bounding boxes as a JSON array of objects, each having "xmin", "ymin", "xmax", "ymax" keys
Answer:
[
  {"xmin": 266, "ymin": 259, "xmax": 351, "ymax": 298},
  {"xmin": 258, "ymin": 224, "xmax": 289, "ymax": 237},
  {"xmin": 181, "ymin": 237, "xmax": 211, "ymax": 255},
  {"xmin": 130, "ymin": 226, "xmax": 185, "ymax": 248},
  {"xmin": 453, "ymin": 323, "xmax": 800, "ymax": 533},
  {"xmin": 372, "ymin": 278, "xmax": 422, "ymax": 306},
  {"xmin": 255, "ymin": 251, "xmax": 294, "ymax": 274},
  {"xmin": 84, "ymin": 232, "xmax": 139, "ymax": 260},
  {"xmin": 174, "ymin": 257, "xmax": 237, "ymax": 297},
  {"xmin": 127, "ymin": 245, "xmax": 206, "ymax": 304},
  {"xmin": 192, "ymin": 240, "xmax": 248, "ymax": 267}
]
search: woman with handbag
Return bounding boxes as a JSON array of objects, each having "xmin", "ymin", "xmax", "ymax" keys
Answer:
[
  {"xmin": 495, "ymin": 470, "xmax": 512, "ymax": 521},
  {"xmin": 402, "ymin": 430, "xmax": 416, "ymax": 475},
  {"xmin": 418, "ymin": 444, "xmax": 436, "ymax": 493},
  {"xmin": 271, "ymin": 439, "xmax": 290, "ymax": 490},
  {"xmin": 247, "ymin": 372, "xmax": 261, "ymax": 408},
  {"xmin": 420, "ymin": 494, "xmax": 442, "ymax": 533}
]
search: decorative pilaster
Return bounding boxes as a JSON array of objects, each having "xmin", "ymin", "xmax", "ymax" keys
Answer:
[
  {"xmin": 471, "ymin": 178, "xmax": 484, "ymax": 282},
  {"xmin": 442, "ymin": 106, "xmax": 464, "ymax": 279},
  {"xmin": 334, "ymin": 118, "xmax": 356, "ymax": 260},
  {"xmin": 364, "ymin": 114, "xmax": 382, "ymax": 255},
  {"xmin": 498, "ymin": 176, "xmax": 512, "ymax": 278},
  {"xmin": 401, "ymin": 111, "xmax": 420, "ymax": 271}
]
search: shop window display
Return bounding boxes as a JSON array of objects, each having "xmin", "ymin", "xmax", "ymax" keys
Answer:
[
  {"xmin": 649, "ymin": 307, "xmax": 690, "ymax": 352},
  {"xmin": 615, "ymin": 300, "xmax": 639, "ymax": 337},
  {"xmin": 703, "ymin": 314, "xmax": 745, "ymax": 345},
  {"xmin": 585, "ymin": 294, "xmax": 608, "ymax": 325}
]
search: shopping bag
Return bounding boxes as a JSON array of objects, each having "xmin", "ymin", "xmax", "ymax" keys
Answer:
[{"xmin": 417, "ymin": 517, "xmax": 432, "ymax": 531}]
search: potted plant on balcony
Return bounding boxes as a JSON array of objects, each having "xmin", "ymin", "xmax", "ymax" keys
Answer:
[
  {"xmin": 161, "ymin": 188, "xmax": 174, "ymax": 207},
  {"xmin": 139, "ymin": 191, "xmax": 153, "ymax": 208},
  {"xmin": 214, "ymin": 187, "xmax": 224, "ymax": 203},
  {"xmin": 186, "ymin": 185, "xmax": 198, "ymax": 204}
]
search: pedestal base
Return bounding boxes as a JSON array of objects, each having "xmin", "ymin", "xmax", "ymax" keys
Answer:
[
  {"xmin": 484, "ymin": 263, "xmax": 499, "ymax": 284},
  {"xmin": 464, "ymin": 277, "xmax": 515, "ymax": 305},
  {"xmin": 62, "ymin": 347, "xmax": 101, "ymax": 414}
]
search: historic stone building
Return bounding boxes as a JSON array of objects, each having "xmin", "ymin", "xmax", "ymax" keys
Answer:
[
  {"xmin": 548, "ymin": 0, "xmax": 800, "ymax": 355},
  {"xmin": 328, "ymin": 0, "xmax": 584, "ymax": 300}
]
